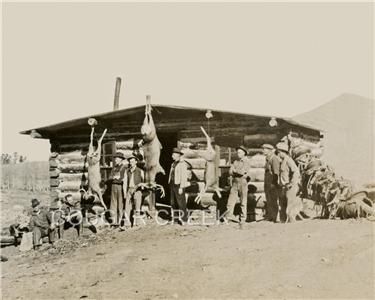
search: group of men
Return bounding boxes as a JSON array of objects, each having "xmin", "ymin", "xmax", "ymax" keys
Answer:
[
  {"xmin": 224, "ymin": 142, "xmax": 300, "ymax": 224},
  {"xmin": 109, "ymin": 147, "xmax": 192, "ymax": 226},
  {"xmin": 106, "ymin": 152, "xmax": 150, "ymax": 230},
  {"xmin": 262, "ymin": 142, "xmax": 301, "ymax": 223},
  {"xmin": 20, "ymin": 139, "xmax": 301, "ymax": 250}
]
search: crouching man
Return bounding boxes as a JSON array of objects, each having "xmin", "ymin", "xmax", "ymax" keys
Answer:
[{"xmin": 29, "ymin": 199, "xmax": 56, "ymax": 250}]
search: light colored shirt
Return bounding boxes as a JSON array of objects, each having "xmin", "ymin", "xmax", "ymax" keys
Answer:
[
  {"xmin": 229, "ymin": 156, "xmax": 251, "ymax": 178},
  {"xmin": 279, "ymin": 155, "xmax": 300, "ymax": 186}
]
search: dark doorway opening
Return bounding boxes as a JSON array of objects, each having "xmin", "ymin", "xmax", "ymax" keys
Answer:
[{"xmin": 155, "ymin": 132, "xmax": 179, "ymax": 206}]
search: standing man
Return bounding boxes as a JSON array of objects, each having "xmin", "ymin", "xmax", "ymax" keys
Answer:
[
  {"xmin": 226, "ymin": 146, "xmax": 251, "ymax": 224},
  {"xmin": 109, "ymin": 152, "xmax": 127, "ymax": 227},
  {"xmin": 168, "ymin": 148, "xmax": 190, "ymax": 225},
  {"xmin": 29, "ymin": 199, "xmax": 56, "ymax": 250},
  {"xmin": 276, "ymin": 143, "xmax": 301, "ymax": 223},
  {"xmin": 126, "ymin": 155, "xmax": 147, "ymax": 227},
  {"xmin": 262, "ymin": 144, "xmax": 280, "ymax": 222}
]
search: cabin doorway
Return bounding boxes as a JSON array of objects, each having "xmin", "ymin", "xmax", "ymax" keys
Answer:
[{"xmin": 156, "ymin": 132, "xmax": 178, "ymax": 206}]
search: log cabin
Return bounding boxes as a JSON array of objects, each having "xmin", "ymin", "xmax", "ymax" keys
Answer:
[{"xmin": 21, "ymin": 104, "xmax": 323, "ymax": 216}]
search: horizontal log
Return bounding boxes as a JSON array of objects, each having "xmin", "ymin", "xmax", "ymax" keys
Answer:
[
  {"xmin": 50, "ymin": 178, "xmax": 60, "ymax": 187},
  {"xmin": 58, "ymin": 151, "xmax": 86, "ymax": 164},
  {"xmin": 59, "ymin": 173, "xmax": 88, "ymax": 181},
  {"xmin": 58, "ymin": 150, "xmax": 86, "ymax": 160},
  {"xmin": 50, "ymin": 189, "xmax": 59, "ymax": 200},
  {"xmin": 214, "ymin": 135, "xmax": 244, "ymax": 147},
  {"xmin": 179, "ymin": 137, "xmax": 215, "ymax": 144},
  {"xmin": 58, "ymin": 192, "xmax": 82, "ymax": 202},
  {"xmin": 58, "ymin": 181, "xmax": 86, "ymax": 192},
  {"xmin": 59, "ymin": 156, "xmax": 86, "ymax": 164},
  {"xmin": 116, "ymin": 149, "xmax": 134, "ymax": 158},
  {"xmin": 116, "ymin": 140, "xmax": 135, "ymax": 150},
  {"xmin": 1, "ymin": 236, "xmax": 15, "ymax": 245},
  {"xmin": 248, "ymin": 168, "xmax": 265, "ymax": 182},
  {"xmin": 244, "ymin": 133, "xmax": 279, "ymax": 148},
  {"xmin": 248, "ymin": 154, "xmax": 266, "ymax": 168},
  {"xmin": 58, "ymin": 163, "xmax": 88, "ymax": 173},
  {"xmin": 184, "ymin": 158, "xmax": 207, "ymax": 169},
  {"xmin": 50, "ymin": 169, "xmax": 61, "ymax": 178},
  {"xmin": 248, "ymin": 182, "xmax": 264, "ymax": 193},
  {"xmin": 49, "ymin": 159, "xmax": 58, "ymax": 169},
  {"xmin": 58, "ymin": 143, "xmax": 90, "ymax": 150},
  {"xmin": 50, "ymin": 152, "xmax": 59, "ymax": 159},
  {"xmin": 181, "ymin": 149, "xmax": 200, "ymax": 159},
  {"xmin": 247, "ymin": 148, "xmax": 264, "ymax": 155}
]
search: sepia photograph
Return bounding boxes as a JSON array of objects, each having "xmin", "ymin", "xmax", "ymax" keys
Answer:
[{"xmin": 1, "ymin": 1, "xmax": 374, "ymax": 299}]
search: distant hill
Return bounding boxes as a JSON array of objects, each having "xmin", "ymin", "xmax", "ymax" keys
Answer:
[{"xmin": 293, "ymin": 93, "xmax": 374, "ymax": 189}]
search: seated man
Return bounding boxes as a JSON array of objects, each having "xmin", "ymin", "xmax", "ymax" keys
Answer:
[
  {"xmin": 29, "ymin": 199, "xmax": 56, "ymax": 250},
  {"xmin": 9, "ymin": 208, "xmax": 31, "ymax": 246}
]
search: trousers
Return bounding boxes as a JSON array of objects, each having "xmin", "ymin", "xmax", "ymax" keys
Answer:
[
  {"xmin": 110, "ymin": 184, "xmax": 124, "ymax": 225},
  {"xmin": 170, "ymin": 184, "xmax": 188, "ymax": 222},
  {"xmin": 265, "ymin": 184, "xmax": 279, "ymax": 222},
  {"xmin": 279, "ymin": 185, "xmax": 299, "ymax": 223},
  {"xmin": 226, "ymin": 178, "xmax": 248, "ymax": 222},
  {"xmin": 32, "ymin": 227, "xmax": 55, "ymax": 246}
]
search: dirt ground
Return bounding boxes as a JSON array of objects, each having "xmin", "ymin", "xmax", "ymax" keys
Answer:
[{"xmin": 1, "ymin": 190, "xmax": 374, "ymax": 299}]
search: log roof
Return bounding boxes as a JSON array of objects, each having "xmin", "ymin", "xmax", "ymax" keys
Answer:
[{"xmin": 20, "ymin": 104, "xmax": 322, "ymax": 141}]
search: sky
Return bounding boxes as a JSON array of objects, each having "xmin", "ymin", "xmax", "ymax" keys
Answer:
[{"xmin": 2, "ymin": 2, "xmax": 374, "ymax": 161}]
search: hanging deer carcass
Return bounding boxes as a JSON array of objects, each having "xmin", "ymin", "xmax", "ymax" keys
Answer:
[
  {"xmin": 194, "ymin": 126, "xmax": 222, "ymax": 204},
  {"xmin": 86, "ymin": 119, "xmax": 108, "ymax": 210},
  {"xmin": 138, "ymin": 99, "xmax": 166, "ymax": 210}
]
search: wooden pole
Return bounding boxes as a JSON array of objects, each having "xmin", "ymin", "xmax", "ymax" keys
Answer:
[{"xmin": 113, "ymin": 77, "xmax": 121, "ymax": 111}]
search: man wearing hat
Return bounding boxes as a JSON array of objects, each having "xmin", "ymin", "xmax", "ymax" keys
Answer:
[
  {"xmin": 108, "ymin": 152, "xmax": 128, "ymax": 227},
  {"xmin": 168, "ymin": 148, "xmax": 190, "ymax": 224},
  {"xmin": 29, "ymin": 199, "xmax": 56, "ymax": 250},
  {"xmin": 262, "ymin": 144, "xmax": 280, "ymax": 222},
  {"xmin": 226, "ymin": 145, "xmax": 251, "ymax": 223},
  {"xmin": 125, "ymin": 155, "xmax": 147, "ymax": 227},
  {"xmin": 276, "ymin": 143, "xmax": 301, "ymax": 223}
]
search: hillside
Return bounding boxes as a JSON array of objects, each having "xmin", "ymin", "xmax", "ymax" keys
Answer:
[{"xmin": 293, "ymin": 93, "xmax": 374, "ymax": 188}]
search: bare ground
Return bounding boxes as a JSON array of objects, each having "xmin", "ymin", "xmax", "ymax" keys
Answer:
[{"xmin": 1, "ymin": 216, "xmax": 374, "ymax": 299}]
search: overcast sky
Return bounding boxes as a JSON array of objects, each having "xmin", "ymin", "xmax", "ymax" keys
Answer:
[{"xmin": 2, "ymin": 2, "xmax": 373, "ymax": 161}]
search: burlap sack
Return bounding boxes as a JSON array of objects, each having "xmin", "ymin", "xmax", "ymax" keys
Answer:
[{"xmin": 19, "ymin": 232, "xmax": 33, "ymax": 252}]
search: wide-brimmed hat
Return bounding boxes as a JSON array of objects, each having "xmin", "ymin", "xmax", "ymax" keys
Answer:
[
  {"xmin": 236, "ymin": 146, "xmax": 248, "ymax": 155},
  {"xmin": 31, "ymin": 198, "xmax": 40, "ymax": 208},
  {"xmin": 276, "ymin": 143, "xmax": 289, "ymax": 153},
  {"xmin": 172, "ymin": 147, "xmax": 183, "ymax": 155},
  {"xmin": 127, "ymin": 155, "xmax": 139, "ymax": 162},
  {"xmin": 261, "ymin": 144, "xmax": 274, "ymax": 150},
  {"xmin": 114, "ymin": 152, "xmax": 125, "ymax": 160}
]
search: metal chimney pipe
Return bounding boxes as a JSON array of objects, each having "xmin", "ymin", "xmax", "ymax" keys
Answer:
[{"xmin": 113, "ymin": 77, "xmax": 121, "ymax": 110}]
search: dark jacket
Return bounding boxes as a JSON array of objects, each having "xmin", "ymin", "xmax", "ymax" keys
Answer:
[
  {"xmin": 264, "ymin": 152, "xmax": 280, "ymax": 188},
  {"xmin": 29, "ymin": 209, "xmax": 52, "ymax": 231},
  {"xmin": 127, "ymin": 167, "xmax": 144, "ymax": 189}
]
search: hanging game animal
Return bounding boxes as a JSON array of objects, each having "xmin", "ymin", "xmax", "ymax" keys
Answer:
[
  {"xmin": 86, "ymin": 122, "xmax": 108, "ymax": 210},
  {"xmin": 194, "ymin": 126, "xmax": 222, "ymax": 203},
  {"xmin": 138, "ymin": 99, "xmax": 166, "ymax": 201}
]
